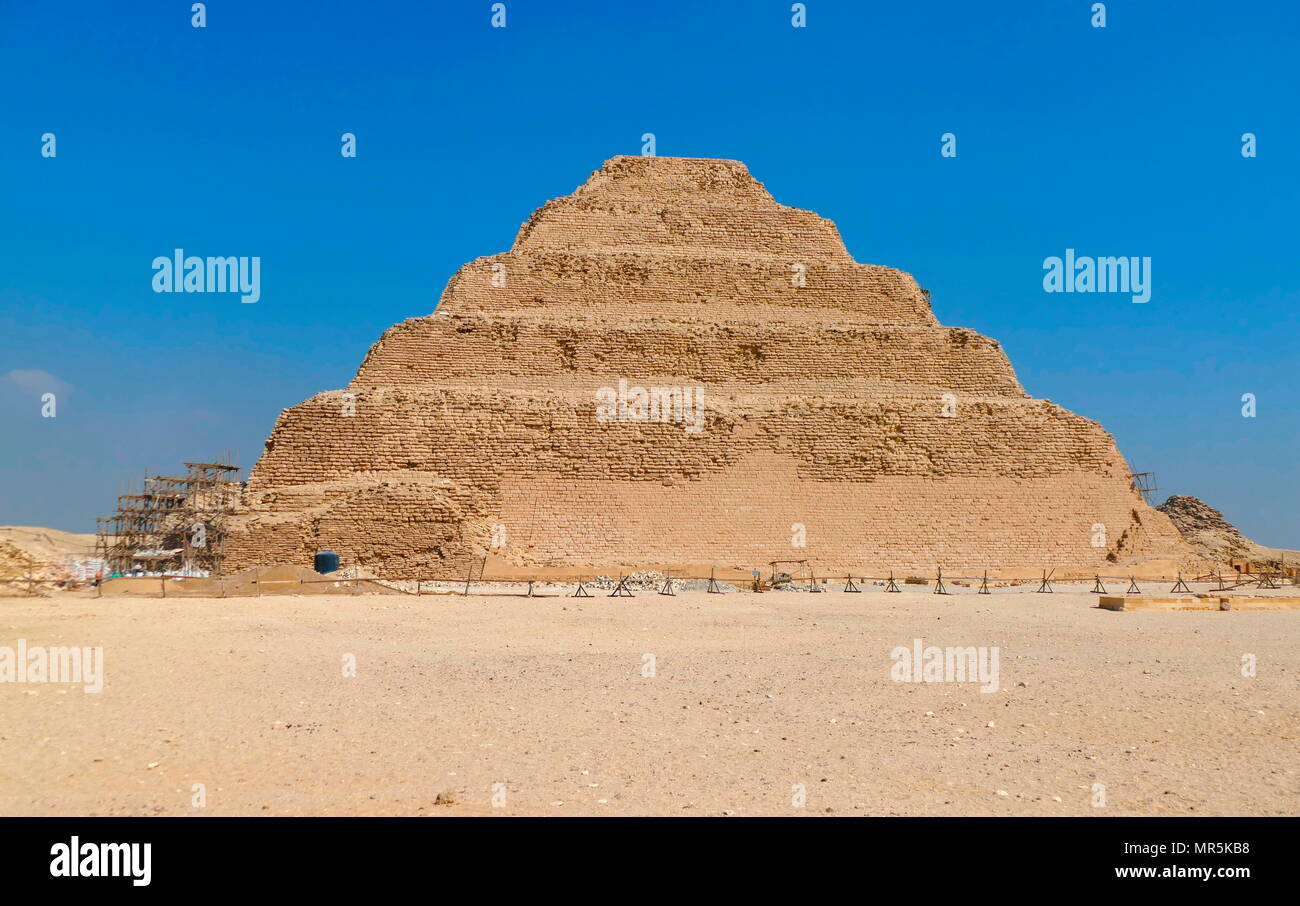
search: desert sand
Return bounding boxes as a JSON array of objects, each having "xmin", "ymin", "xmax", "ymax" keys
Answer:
[{"xmin": 1, "ymin": 584, "xmax": 1296, "ymax": 817}]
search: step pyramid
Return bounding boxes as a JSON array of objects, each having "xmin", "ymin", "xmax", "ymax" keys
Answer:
[{"xmin": 225, "ymin": 156, "xmax": 1196, "ymax": 577}]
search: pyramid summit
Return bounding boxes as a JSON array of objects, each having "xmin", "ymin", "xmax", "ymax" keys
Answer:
[{"xmin": 225, "ymin": 155, "xmax": 1197, "ymax": 576}]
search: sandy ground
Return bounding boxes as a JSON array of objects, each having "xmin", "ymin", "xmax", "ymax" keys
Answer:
[{"xmin": 1, "ymin": 583, "xmax": 1296, "ymax": 816}]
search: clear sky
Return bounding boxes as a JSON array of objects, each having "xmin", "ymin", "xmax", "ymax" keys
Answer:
[{"xmin": 1, "ymin": 0, "xmax": 1296, "ymax": 546}]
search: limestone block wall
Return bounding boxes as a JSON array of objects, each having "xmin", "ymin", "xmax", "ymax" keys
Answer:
[{"xmin": 225, "ymin": 156, "xmax": 1198, "ymax": 576}]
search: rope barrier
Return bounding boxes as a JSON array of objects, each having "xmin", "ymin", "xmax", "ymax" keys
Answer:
[{"xmin": 75, "ymin": 565, "xmax": 1292, "ymax": 599}]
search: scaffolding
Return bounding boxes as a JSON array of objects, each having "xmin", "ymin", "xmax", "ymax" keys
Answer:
[
  {"xmin": 94, "ymin": 452, "xmax": 243, "ymax": 577},
  {"xmin": 1128, "ymin": 472, "xmax": 1160, "ymax": 505}
]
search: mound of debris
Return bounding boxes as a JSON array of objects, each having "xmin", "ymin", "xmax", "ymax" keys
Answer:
[
  {"xmin": 1157, "ymin": 495, "xmax": 1298, "ymax": 569},
  {"xmin": 589, "ymin": 571, "xmax": 665, "ymax": 592},
  {"xmin": 584, "ymin": 571, "xmax": 741, "ymax": 593},
  {"xmin": 0, "ymin": 526, "xmax": 99, "ymax": 595}
]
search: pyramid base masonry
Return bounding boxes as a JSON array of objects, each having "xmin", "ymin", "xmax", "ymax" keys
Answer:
[{"xmin": 225, "ymin": 156, "xmax": 1200, "ymax": 578}]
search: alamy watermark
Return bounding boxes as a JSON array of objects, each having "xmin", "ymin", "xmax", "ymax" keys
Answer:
[
  {"xmin": 890, "ymin": 638, "xmax": 1000, "ymax": 693},
  {"xmin": 1, "ymin": 639, "xmax": 103, "ymax": 692},
  {"xmin": 152, "ymin": 249, "xmax": 261, "ymax": 303},
  {"xmin": 596, "ymin": 379, "xmax": 705, "ymax": 434},
  {"xmin": 50, "ymin": 836, "xmax": 150, "ymax": 886},
  {"xmin": 1042, "ymin": 249, "xmax": 1150, "ymax": 303}
]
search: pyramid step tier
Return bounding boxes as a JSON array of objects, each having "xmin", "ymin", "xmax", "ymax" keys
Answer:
[
  {"xmin": 245, "ymin": 387, "xmax": 1125, "ymax": 495},
  {"xmin": 439, "ymin": 251, "xmax": 933, "ymax": 324},
  {"xmin": 354, "ymin": 316, "xmax": 1023, "ymax": 394},
  {"xmin": 512, "ymin": 157, "xmax": 852, "ymax": 259}
]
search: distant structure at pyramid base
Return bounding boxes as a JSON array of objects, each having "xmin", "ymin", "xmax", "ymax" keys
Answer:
[{"xmin": 224, "ymin": 156, "xmax": 1201, "ymax": 577}]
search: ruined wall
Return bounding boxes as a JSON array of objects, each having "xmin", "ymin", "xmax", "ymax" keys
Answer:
[{"xmin": 226, "ymin": 156, "xmax": 1197, "ymax": 575}]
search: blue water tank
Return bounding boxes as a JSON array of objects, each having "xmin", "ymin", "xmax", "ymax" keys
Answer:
[{"xmin": 314, "ymin": 551, "xmax": 340, "ymax": 574}]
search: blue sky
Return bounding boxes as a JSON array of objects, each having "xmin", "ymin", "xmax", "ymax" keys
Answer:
[{"xmin": 1, "ymin": 0, "xmax": 1296, "ymax": 546}]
